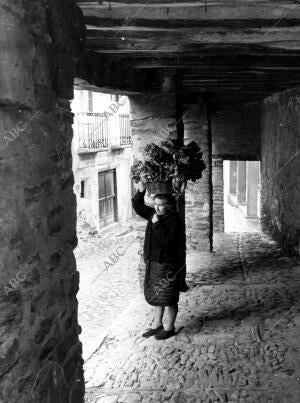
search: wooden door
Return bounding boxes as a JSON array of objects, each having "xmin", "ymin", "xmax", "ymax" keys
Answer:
[{"xmin": 98, "ymin": 170, "xmax": 117, "ymax": 227}]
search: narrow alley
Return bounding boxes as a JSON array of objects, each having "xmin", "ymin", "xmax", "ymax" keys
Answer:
[
  {"xmin": 78, "ymin": 230, "xmax": 300, "ymax": 403},
  {"xmin": 1, "ymin": 2, "xmax": 300, "ymax": 403}
]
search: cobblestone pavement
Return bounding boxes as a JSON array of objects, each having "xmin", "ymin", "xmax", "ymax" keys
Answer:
[
  {"xmin": 75, "ymin": 225, "xmax": 140, "ymax": 360},
  {"xmin": 79, "ymin": 231, "xmax": 300, "ymax": 403}
]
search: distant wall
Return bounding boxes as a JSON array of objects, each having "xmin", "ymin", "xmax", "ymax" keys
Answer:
[
  {"xmin": 73, "ymin": 148, "xmax": 132, "ymax": 231},
  {"xmin": 71, "ymin": 90, "xmax": 132, "ymax": 231}
]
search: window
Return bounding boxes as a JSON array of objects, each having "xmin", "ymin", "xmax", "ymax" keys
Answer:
[
  {"xmin": 80, "ymin": 180, "xmax": 85, "ymax": 198},
  {"xmin": 98, "ymin": 170, "xmax": 117, "ymax": 226}
]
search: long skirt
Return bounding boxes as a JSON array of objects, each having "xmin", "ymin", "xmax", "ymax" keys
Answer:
[{"xmin": 144, "ymin": 260, "xmax": 180, "ymax": 306}]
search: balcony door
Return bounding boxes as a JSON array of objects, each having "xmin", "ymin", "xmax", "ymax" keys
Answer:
[{"xmin": 98, "ymin": 170, "xmax": 117, "ymax": 227}]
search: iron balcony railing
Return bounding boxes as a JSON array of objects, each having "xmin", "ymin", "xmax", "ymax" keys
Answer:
[
  {"xmin": 75, "ymin": 112, "xmax": 132, "ymax": 150},
  {"xmin": 75, "ymin": 112, "xmax": 109, "ymax": 150}
]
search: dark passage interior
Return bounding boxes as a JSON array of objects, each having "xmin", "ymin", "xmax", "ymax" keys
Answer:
[{"xmin": 0, "ymin": 1, "xmax": 299, "ymax": 402}]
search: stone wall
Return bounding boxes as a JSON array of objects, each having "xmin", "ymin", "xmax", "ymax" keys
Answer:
[
  {"xmin": 183, "ymin": 103, "xmax": 211, "ymax": 251},
  {"xmin": 129, "ymin": 93, "xmax": 177, "ymax": 158},
  {"xmin": 261, "ymin": 87, "xmax": 300, "ymax": 255},
  {"xmin": 0, "ymin": 1, "xmax": 85, "ymax": 402}
]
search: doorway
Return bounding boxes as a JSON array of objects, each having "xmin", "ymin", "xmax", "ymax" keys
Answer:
[{"xmin": 98, "ymin": 169, "xmax": 118, "ymax": 227}]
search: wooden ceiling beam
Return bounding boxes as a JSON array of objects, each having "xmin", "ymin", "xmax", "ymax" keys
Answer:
[
  {"xmin": 183, "ymin": 79, "xmax": 299, "ymax": 85},
  {"xmin": 132, "ymin": 54, "xmax": 300, "ymax": 68},
  {"xmin": 79, "ymin": 2, "xmax": 300, "ymax": 23},
  {"xmin": 86, "ymin": 26, "xmax": 300, "ymax": 45},
  {"xmin": 94, "ymin": 48, "xmax": 300, "ymax": 58},
  {"xmin": 86, "ymin": 37, "xmax": 300, "ymax": 54},
  {"xmin": 92, "ymin": 47, "xmax": 300, "ymax": 54},
  {"xmin": 183, "ymin": 81, "xmax": 300, "ymax": 87},
  {"xmin": 84, "ymin": 16, "xmax": 300, "ymax": 30},
  {"xmin": 184, "ymin": 70, "xmax": 300, "ymax": 76},
  {"xmin": 90, "ymin": 41, "xmax": 300, "ymax": 56}
]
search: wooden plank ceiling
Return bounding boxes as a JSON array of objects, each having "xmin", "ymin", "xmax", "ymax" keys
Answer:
[{"xmin": 77, "ymin": 0, "xmax": 300, "ymax": 102}]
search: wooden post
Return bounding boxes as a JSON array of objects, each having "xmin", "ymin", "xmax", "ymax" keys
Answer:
[
  {"xmin": 175, "ymin": 72, "xmax": 185, "ymax": 224},
  {"xmin": 176, "ymin": 72, "xmax": 188, "ymax": 289}
]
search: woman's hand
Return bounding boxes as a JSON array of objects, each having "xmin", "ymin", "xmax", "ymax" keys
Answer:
[
  {"xmin": 133, "ymin": 181, "xmax": 145, "ymax": 192},
  {"xmin": 151, "ymin": 213, "xmax": 159, "ymax": 224},
  {"xmin": 144, "ymin": 191, "xmax": 155, "ymax": 207}
]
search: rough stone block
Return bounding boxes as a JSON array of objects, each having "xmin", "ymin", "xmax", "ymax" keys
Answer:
[{"xmin": 0, "ymin": 2, "xmax": 35, "ymax": 107}]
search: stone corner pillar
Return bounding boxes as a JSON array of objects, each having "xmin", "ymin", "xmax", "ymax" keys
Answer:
[
  {"xmin": 212, "ymin": 157, "xmax": 224, "ymax": 233},
  {"xmin": 0, "ymin": 1, "xmax": 85, "ymax": 402},
  {"xmin": 183, "ymin": 101, "xmax": 211, "ymax": 252}
]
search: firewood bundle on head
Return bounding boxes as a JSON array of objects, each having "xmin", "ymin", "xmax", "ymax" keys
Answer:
[{"xmin": 131, "ymin": 139, "xmax": 206, "ymax": 196}]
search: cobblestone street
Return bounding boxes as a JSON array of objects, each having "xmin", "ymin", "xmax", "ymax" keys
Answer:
[
  {"xmin": 77, "ymin": 229, "xmax": 300, "ymax": 403},
  {"xmin": 75, "ymin": 226, "xmax": 140, "ymax": 360}
]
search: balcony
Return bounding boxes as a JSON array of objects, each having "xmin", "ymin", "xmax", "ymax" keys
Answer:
[
  {"xmin": 74, "ymin": 112, "xmax": 131, "ymax": 152},
  {"xmin": 75, "ymin": 112, "xmax": 109, "ymax": 152}
]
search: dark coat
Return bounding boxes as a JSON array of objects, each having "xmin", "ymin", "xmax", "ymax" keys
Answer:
[{"xmin": 132, "ymin": 190, "xmax": 186, "ymax": 264}]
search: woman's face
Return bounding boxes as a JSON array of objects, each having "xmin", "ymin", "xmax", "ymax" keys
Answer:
[{"xmin": 154, "ymin": 197, "xmax": 169, "ymax": 215}]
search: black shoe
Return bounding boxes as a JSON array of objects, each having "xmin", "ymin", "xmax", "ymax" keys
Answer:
[
  {"xmin": 142, "ymin": 325, "xmax": 163, "ymax": 338},
  {"xmin": 155, "ymin": 328, "xmax": 176, "ymax": 340}
]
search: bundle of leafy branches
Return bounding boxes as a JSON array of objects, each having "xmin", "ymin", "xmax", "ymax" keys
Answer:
[{"xmin": 131, "ymin": 140, "xmax": 206, "ymax": 193}]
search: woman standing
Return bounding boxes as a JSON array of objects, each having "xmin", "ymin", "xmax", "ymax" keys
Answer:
[{"xmin": 132, "ymin": 181, "xmax": 186, "ymax": 340}]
